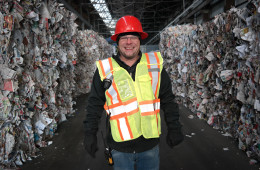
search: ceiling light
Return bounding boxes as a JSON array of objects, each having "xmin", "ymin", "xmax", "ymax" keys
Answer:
[{"xmin": 90, "ymin": 0, "xmax": 117, "ymax": 35}]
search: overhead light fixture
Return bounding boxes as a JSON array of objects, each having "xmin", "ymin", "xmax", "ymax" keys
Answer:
[{"xmin": 90, "ymin": 0, "xmax": 117, "ymax": 35}]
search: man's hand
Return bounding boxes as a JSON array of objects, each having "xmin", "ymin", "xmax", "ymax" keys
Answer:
[
  {"xmin": 84, "ymin": 134, "xmax": 98, "ymax": 157},
  {"xmin": 166, "ymin": 129, "xmax": 184, "ymax": 148}
]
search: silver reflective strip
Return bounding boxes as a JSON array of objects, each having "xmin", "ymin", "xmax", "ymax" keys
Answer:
[
  {"xmin": 152, "ymin": 71, "xmax": 159, "ymax": 94},
  {"xmin": 107, "ymin": 83, "xmax": 119, "ymax": 104},
  {"xmin": 102, "ymin": 58, "xmax": 111, "ymax": 77},
  {"xmin": 119, "ymin": 118, "xmax": 131, "ymax": 140},
  {"xmin": 148, "ymin": 68, "xmax": 160, "ymax": 72},
  {"xmin": 108, "ymin": 100, "xmax": 138, "ymax": 116},
  {"xmin": 147, "ymin": 52, "xmax": 157, "ymax": 65},
  {"xmin": 101, "ymin": 59, "xmax": 118, "ymax": 104},
  {"xmin": 139, "ymin": 103, "xmax": 154, "ymax": 113},
  {"xmin": 154, "ymin": 101, "xmax": 160, "ymax": 110},
  {"xmin": 146, "ymin": 52, "xmax": 159, "ymax": 95}
]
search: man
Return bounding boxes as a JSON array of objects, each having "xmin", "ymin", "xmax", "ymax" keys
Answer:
[{"xmin": 84, "ymin": 15, "xmax": 184, "ymax": 170}]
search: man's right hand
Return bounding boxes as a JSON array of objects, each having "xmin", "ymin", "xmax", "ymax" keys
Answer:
[{"xmin": 84, "ymin": 134, "xmax": 98, "ymax": 158}]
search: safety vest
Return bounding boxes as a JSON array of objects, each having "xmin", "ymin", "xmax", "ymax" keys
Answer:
[{"xmin": 96, "ymin": 52, "xmax": 163, "ymax": 142}]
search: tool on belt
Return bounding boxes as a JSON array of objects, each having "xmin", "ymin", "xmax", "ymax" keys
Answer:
[{"xmin": 101, "ymin": 131, "xmax": 113, "ymax": 166}]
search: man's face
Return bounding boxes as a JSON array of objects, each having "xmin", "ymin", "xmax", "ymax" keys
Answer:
[{"xmin": 118, "ymin": 35, "xmax": 140, "ymax": 60}]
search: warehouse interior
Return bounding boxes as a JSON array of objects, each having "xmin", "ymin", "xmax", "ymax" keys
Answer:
[
  {"xmin": 59, "ymin": 0, "xmax": 248, "ymax": 45},
  {"xmin": 0, "ymin": 0, "xmax": 259, "ymax": 169}
]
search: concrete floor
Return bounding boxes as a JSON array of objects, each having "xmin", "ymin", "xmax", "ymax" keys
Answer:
[{"xmin": 21, "ymin": 94, "xmax": 259, "ymax": 170}]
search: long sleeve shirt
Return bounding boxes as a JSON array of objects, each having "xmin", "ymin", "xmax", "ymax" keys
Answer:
[{"xmin": 84, "ymin": 53, "xmax": 181, "ymax": 153}]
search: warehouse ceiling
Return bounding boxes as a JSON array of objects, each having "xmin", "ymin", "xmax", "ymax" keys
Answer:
[{"xmin": 59, "ymin": 0, "xmax": 214, "ymax": 44}]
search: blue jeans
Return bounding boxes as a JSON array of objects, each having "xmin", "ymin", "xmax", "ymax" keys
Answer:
[{"xmin": 111, "ymin": 145, "xmax": 159, "ymax": 170}]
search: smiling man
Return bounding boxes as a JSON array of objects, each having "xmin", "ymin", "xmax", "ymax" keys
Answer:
[
  {"xmin": 84, "ymin": 15, "xmax": 184, "ymax": 170},
  {"xmin": 117, "ymin": 32, "xmax": 141, "ymax": 65}
]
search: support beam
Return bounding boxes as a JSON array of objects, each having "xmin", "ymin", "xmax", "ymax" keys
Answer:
[
  {"xmin": 178, "ymin": 0, "xmax": 211, "ymax": 24},
  {"xmin": 145, "ymin": 0, "xmax": 205, "ymax": 45},
  {"xmin": 81, "ymin": 1, "xmax": 180, "ymax": 5},
  {"xmin": 145, "ymin": 0, "xmax": 211, "ymax": 45}
]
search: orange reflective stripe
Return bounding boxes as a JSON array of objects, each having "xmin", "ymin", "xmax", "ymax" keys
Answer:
[
  {"xmin": 105, "ymin": 101, "xmax": 121, "ymax": 110},
  {"xmin": 139, "ymin": 100, "xmax": 153, "ymax": 105},
  {"xmin": 106, "ymin": 90, "xmax": 113, "ymax": 104},
  {"xmin": 104, "ymin": 103, "xmax": 109, "ymax": 114},
  {"xmin": 117, "ymin": 119, "xmax": 124, "ymax": 141},
  {"xmin": 124, "ymin": 97, "xmax": 137, "ymax": 104},
  {"xmin": 154, "ymin": 52, "xmax": 160, "ymax": 98},
  {"xmin": 145, "ymin": 53, "xmax": 150, "ymax": 66},
  {"xmin": 125, "ymin": 117, "xmax": 133, "ymax": 139},
  {"xmin": 98, "ymin": 60, "xmax": 106, "ymax": 77},
  {"xmin": 110, "ymin": 108, "xmax": 139, "ymax": 120},
  {"xmin": 111, "ymin": 112, "xmax": 126, "ymax": 120},
  {"xmin": 105, "ymin": 97, "xmax": 137, "ymax": 109},
  {"xmin": 145, "ymin": 53, "xmax": 153, "ymax": 85},
  {"xmin": 104, "ymin": 103, "xmax": 107, "ymax": 108},
  {"xmin": 154, "ymin": 52, "xmax": 160, "ymax": 68},
  {"xmin": 141, "ymin": 109, "xmax": 160, "ymax": 116},
  {"xmin": 139, "ymin": 99, "xmax": 160, "ymax": 105}
]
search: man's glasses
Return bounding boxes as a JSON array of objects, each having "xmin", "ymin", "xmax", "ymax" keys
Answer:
[{"xmin": 119, "ymin": 36, "xmax": 139, "ymax": 42}]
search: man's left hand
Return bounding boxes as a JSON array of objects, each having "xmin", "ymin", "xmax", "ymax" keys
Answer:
[{"xmin": 166, "ymin": 129, "xmax": 184, "ymax": 148}]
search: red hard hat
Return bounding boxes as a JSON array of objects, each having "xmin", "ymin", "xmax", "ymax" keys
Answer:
[{"xmin": 111, "ymin": 15, "xmax": 148, "ymax": 41}]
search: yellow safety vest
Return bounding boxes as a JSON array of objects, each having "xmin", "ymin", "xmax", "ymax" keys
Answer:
[{"xmin": 96, "ymin": 52, "xmax": 163, "ymax": 142}]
